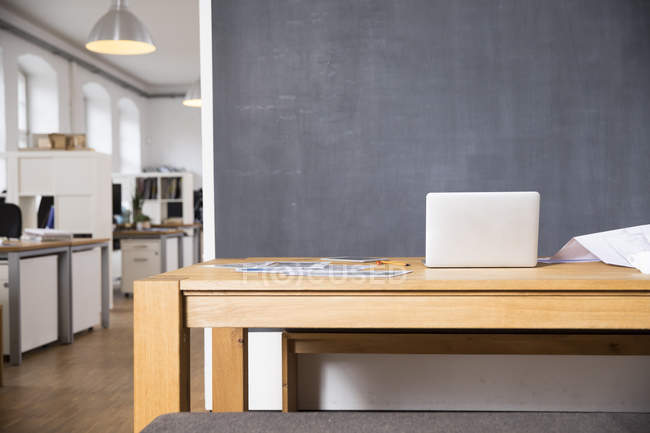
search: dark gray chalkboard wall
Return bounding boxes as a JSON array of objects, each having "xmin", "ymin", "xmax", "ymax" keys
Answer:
[{"xmin": 211, "ymin": 0, "xmax": 650, "ymax": 258}]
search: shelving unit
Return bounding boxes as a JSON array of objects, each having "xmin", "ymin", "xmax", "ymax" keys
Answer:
[
  {"xmin": 112, "ymin": 172, "xmax": 194, "ymax": 225},
  {"xmin": 0, "ymin": 150, "xmax": 114, "ymax": 325},
  {"xmin": 0, "ymin": 151, "xmax": 112, "ymax": 238}
]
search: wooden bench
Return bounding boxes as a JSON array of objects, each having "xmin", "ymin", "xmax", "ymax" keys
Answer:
[{"xmin": 281, "ymin": 331, "xmax": 650, "ymax": 412}]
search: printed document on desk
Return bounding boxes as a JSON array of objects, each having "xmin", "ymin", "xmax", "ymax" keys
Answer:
[{"xmin": 545, "ymin": 224, "xmax": 650, "ymax": 273}]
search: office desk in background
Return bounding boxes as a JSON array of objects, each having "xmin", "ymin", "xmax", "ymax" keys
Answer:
[
  {"xmin": 133, "ymin": 258, "xmax": 650, "ymax": 432},
  {"xmin": 0, "ymin": 238, "xmax": 110, "ymax": 365},
  {"xmin": 114, "ymin": 230, "xmax": 184, "ymax": 295},
  {"xmin": 151, "ymin": 223, "xmax": 202, "ymax": 265}
]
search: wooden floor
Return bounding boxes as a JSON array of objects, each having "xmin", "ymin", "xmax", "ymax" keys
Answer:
[{"xmin": 0, "ymin": 293, "xmax": 207, "ymax": 433}]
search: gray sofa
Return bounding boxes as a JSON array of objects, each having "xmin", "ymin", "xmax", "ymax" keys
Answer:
[{"xmin": 141, "ymin": 412, "xmax": 650, "ymax": 433}]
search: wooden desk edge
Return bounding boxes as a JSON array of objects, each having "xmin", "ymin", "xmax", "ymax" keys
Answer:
[
  {"xmin": 114, "ymin": 230, "xmax": 184, "ymax": 239},
  {"xmin": 0, "ymin": 238, "xmax": 110, "ymax": 252},
  {"xmin": 152, "ymin": 223, "xmax": 202, "ymax": 229},
  {"xmin": 69, "ymin": 238, "xmax": 111, "ymax": 247}
]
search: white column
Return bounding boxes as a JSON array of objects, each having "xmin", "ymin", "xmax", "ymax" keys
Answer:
[
  {"xmin": 199, "ymin": 0, "xmax": 215, "ymax": 411},
  {"xmin": 2, "ymin": 33, "xmax": 19, "ymax": 152}
]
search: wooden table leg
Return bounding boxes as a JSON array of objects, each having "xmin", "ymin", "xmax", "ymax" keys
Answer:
[
  {"xmin": 282, "ymin": 332, "xmax": 297, "ymax": 412},
  {"xmin": 134, "ymin": 279, "xmax": 190, "ymax": 432},
  {"xmin": 212, "ymin": 328, "xmax": 248, "ymax": 411}
]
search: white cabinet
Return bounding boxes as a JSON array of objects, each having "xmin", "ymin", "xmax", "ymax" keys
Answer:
[
  {"xmin": 2, "ymin": 150, "xmax": 113, "ymax": 308},
  {"xmin": 72, "ymin": 248, "xmax": 102, "ymax": 333},
  {"xmin": 121, "ymin": 239, "xmax": 161, "ymax": 294},
  {"xmin": 164, "ymin": 237, "xmax": 178, "ymax": 271},
  {"xmin": 182, "ymin": 235, "xmax": 193, "ymax": 267},
  {"xmin": 20, "ymin": 256, "xmax": 58, "ymax": 351},
  {"xmin": 19, "ymin": 157, "xmax": 53, "ymax": 194},
  {"xmin": 53, "ymin": 157, "xmax": 94, "ymax": 194},
  {"xmin": 120, "ymin": 235, "xmax": 182, "ymax": 294},
  {"xmin": 1, "ymin": 151, "xmax": 112, "ymax": 240},
  {"xmin": 0, "ymin": 257, "xmax": 58, "ymax": 355},
  {"xmin": 56, "ymin": 196, "xmax": 95, "ymax": 233}
]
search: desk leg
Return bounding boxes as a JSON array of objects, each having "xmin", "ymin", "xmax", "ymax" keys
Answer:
[
  {"xmin": 8, "ymin": 253, "xmax": 21, "ymax": 366},
  {"xmin": 160, "ymin": 238, "xmax": 167, "ymax": 272},
  {"xmin": 100, "ymin": 244, "xmax": 110, "ymax": 328},
  {"xmin": 178, "ymin": 236, "xmax": 183, "ymax": 269},
  {"xmin": 212, "ymin": 328, "xmax": 248, "ymax": 412},
  {"xmin": 193, "ymin": 228, "xmax": 200, "ymax": 264},
  {"xmin": 58, "ymin": 248, "xmax": 73, "ymax": 344},
  {"xmin": 134, "ymin": 279, "xmax": 189, "ymax": 433},
  {"xmin": 282, "ymin": 332, "xmax": 297, "ymax": 412}
]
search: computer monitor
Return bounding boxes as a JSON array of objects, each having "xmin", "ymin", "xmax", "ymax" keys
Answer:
[
  {"xmin": 112, "ymin": 184, "xmax": 122, "ymax": 216},
  {"xmin": 37, "ymin": 196, "xmax": 54, "ymax": 228},
  {"xmin": 167, "ymin": 202, "xmax": 182, "ymax": 218}
]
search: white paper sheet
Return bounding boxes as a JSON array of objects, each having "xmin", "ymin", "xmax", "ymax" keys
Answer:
[
  {"xmin": 321, "ymin": 256, "xmax": 387, "ymax": 263},
  {"xmin": 548, "ymin": 224, "xmax": 650, "ymax": 273},
  {"xmin": 203, "ymin": 261, "xmax": 329, "ymax": 271},
  {"xmin": 201, "ymin": 262, "xmax": 273, "ymax": 269},
  {"xmin": 286, "ymin": 269, "xmax": 411, "ymax": 278}
]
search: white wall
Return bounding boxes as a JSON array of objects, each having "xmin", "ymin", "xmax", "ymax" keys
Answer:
[
  {"xmin": 1, "ymin": 29, "xmax": 71, "ymax": 151},
  {"xmin": 82, "ymin": 81, "xmax": 112, "ymax": 154},
  {"xmin": 0, "ymin": 28, "xmax": 201, "ymax": 181},
  {"xmin": 70, "ymin": 62, "xmax": 148, "ymax": 173},
  {"xmin": 0, "ymin": 29, "xmax": 149, "ymax": 167},
  {"xmin": 143, "ymin": 97, "xmax": 202, "ymax": 185},
  {"xmin": 118, "ymin": 97, "xmax": 142, "ymax": 174},
  {"xmin": 18, "ymin": 53, "xmax": 60, "ymax": 135}
]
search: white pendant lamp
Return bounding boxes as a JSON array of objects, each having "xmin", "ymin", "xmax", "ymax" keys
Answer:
[
  {"xmin": 182, "ymin": 80, "xmax": 201, "ymax": 108},
  {"xmin": 86, "ymin": 0, "xmax": 156, "ymax": 55}
]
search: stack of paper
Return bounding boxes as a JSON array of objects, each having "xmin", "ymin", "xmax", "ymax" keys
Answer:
[
  {"xmin": 285, "ymin": 268, "xmax": 410, "ymax": 278},
  {"xmin": 543, "ymin": 224, "xmax": 650, "ymax": 274},
  {"xmin": 22, "ymin": 228, "xmax": 73, "ymax": 242},
  {"xmin": 202, "ymin": 261, "xmax": 411, "ymax": 278}
]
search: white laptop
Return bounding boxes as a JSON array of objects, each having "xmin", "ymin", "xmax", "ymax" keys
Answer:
[{"xmin": 425, "ymin": 192, "xmax": 540, "ymax": 267}]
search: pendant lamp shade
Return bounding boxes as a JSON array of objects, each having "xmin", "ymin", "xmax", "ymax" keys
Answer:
[
  {"xmin": 86, "ymin": 0, "xmax": 156, "ymax": 55},
  {"xmin": 183, "ymin": 80, "xmax": 201, "ymax": 107}
]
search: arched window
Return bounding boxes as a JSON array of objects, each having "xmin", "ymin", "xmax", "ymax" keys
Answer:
[
  {"xmin": 16, "ymin": 54, "xmax": 59, "ymax": 145},
  {"xmin": 82, "ymin": 82, "xmax": 112, "ymax": 154},
  {"xmin": 118, "ymin": 98, "xmax": 141, "ymax": 173}
]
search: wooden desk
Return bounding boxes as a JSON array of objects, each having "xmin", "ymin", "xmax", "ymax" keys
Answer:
[
  {"xmin": 133, "ymin": 258, "xmax": 650, "ymax": 432},
  {"xmin": 0, "ymin": 238, "xmax": 110, "ymax": 365}
]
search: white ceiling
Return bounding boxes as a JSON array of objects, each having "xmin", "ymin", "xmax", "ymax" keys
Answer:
[{"xmin": 1, "ymin": 0, "xmax": 200, "ymax": 89}]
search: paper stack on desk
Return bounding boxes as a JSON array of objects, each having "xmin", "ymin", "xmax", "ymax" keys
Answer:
[
  {"xmin": 22, "ymin": 228, "xmax": 73, "ymax": 242},
  {"xmin": 544, "ymin": 224, "xmax": 650, "ymax": 274},
  {"xmin": 202, "ymin": 261, "xmax": 411, "ymax": 277}
]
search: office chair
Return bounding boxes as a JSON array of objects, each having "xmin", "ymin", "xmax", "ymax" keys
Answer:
[{"xmin": 0, "ymin": 203, "xmax": 22, "ymax": 238}]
